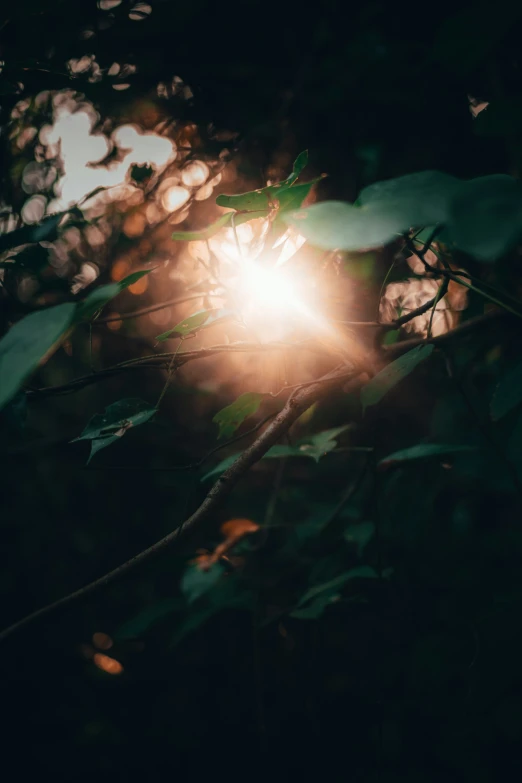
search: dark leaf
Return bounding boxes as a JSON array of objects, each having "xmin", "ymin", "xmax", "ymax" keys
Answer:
[
  {"xmin": 0, "ymin": 211, "xmax": 67, "ymax": 254},
  {"xmin": 447, "ymin": 175, "xmax": 522, "ymax": 261},
  {"xmin": 180, "ymin": 562, "xmax": 225, "ymax": 603},
  {"xmin": 77, "ymin": 269, "xmax": 154, "ymax": 320},
  {"xmin": 0, "ymin": 303, "xmax": 76, "ymax": 411},
  {"xmin": 71, "ymin": 398, "xmax": 156, "ymax": 464},
  {"xmin": 291, "ymin": 566, "xmax": 378, "ymax": 619},
  {"xmin": 378, "ymin": 443, "xmax": 475, "ymax": 469},
  {"xmin": 491, "ymin": 361, "xmax": 522, "ymax": 420},
  {"xmin": 361, "ymin": 345, "xmax": 434, "ymax": 411}
]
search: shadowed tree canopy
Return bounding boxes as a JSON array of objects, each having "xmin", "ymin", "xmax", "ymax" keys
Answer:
[{"xmin": 2, "ymin": 1, "xmax": 522, "ymax": 781}]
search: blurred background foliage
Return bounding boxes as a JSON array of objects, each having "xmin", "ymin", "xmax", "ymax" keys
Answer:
[{"xmin": 2, "ymin": 1, "xmax": 522, "ymax": 781}]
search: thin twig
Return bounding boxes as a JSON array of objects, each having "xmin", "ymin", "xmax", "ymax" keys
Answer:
[
  {"xmin": 26, "ymin": 342, "xmax": 326, "ymax": 397},
  {"xmin": 94, "ymin": 293, "xmax": 220, "ymax": 324},
  {"xmin": 384, "ymin": 310, "xmax": 509, "ymax": 355}
]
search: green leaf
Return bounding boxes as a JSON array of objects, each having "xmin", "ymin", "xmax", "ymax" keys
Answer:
[
  {"xmin": 156, "ymin": 308, "xmax": 236, "ymax": 341},
  {"xmin": 281, "ymin": 150, "xmax": 309, "ymax": 186},
  {"xmin": 170, "ymin": 578, "xmax": 252, "ymax": 647},
  {"xmin": 283, "ymin": 200, "xmax": 406, "ymax": 251},
  {"xmin": 276, "ymin": 178, "xmax": 322, "ymax": 214},
  {"xmin": 180, "ymin": 562, "xmax": 225, "ymax": 603},
  {"xmin": 170, "ymin": 211, "xmax": 273, "ymax": 241},
  {"xmin": 343, "ymin": 521, "xmax": 375, "ymax": 556},
  {"xmin": 361, "ymin": 345, "xmax": 434, "ymax": 412},
  {"xmin": 358, "ymin": 170, "xmax": 459, "ymax": 227},
  {"xmin": 292, "ymin": 566, "xmax": 378, "ymax": 619},
  {"xmin": 0, "ymin": 211, "xmax": 68, "ymax": 254},
  {"xmin": 77, "ymin": 269, "xmax": 153, "ymax": 320},
  {"xmin": 216, "ymin": 185, "xmax": 283, "ymax": 212},
  {"xmin": 213, "ymin": 392, "xmax": 265, "ymax": 440},
  {"xmin": 290, "ymin": 594, "xmax": 340, "ymax": 620},
  {"xmin": 378, "ymin": 443, "xmax": 475, "ymax": 469},
  {"xmin": 491, "ymin": 361, "xmax": 522, "ymax": 420},
  {"xmin": 201, "ymin": 453, "xmax": 239, "ymax": 482},
  {"xmin": 215, "ymin": 152, "xmax": 309, "ymax": 212},
  {"xmin": 447, "ymin": 175, "xmax": 522, "ymax": 261},
  {"xmin": 200, "ymin": 425, "xmax": 351, "ymax": 481},
  {"xmin": 382, "ymin": 329, "xmax": 400, "ymax": 346},
  {"xmin": 265, "ymin": 424, "xmax": 352, "ymax": 463},
  {"xmin": 2, "ymin": 244, "xmax": 50, "ymax": 273},
  {"xmin": 115, "ymin": 598, "xmax": 183, "ymax": 639},
  {"xmin": 0, "ymin": 303, "xmax": 76, "ymax": 412},
  {"xmin": 71, "ymin": 398, "xmax": 156, "ymax": 464}
]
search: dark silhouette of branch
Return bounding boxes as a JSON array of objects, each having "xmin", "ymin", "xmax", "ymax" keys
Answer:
[
  {"xmin": 0, "ymin": 368, "xmax": 364, "ymax": 642},
  {"xmin": 94, "ymin": 292, "xmax": 219, "ymax": 324},
  {"xmin": 27, "ymin": 341, "xmax": 327, "ymax": 397},
  {"xmin": 393, "ymin": 277, "xmax": 449, "ymax": 329},
  {"xmin": 384, "ymin": 309, "xmax": 508, "ymax": 355}
]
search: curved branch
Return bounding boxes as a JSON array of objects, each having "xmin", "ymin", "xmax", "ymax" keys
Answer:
[
  {"xmin": 0, "ymin": 368, "xmax": 364, "ymax": 642},
  {"xmin": 27, "ymin": 341, "xmax": 327, "ymax": 397}
]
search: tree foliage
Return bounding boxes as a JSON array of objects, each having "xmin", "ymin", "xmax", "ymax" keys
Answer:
[{"xmin": 3, "ymin": 1, "xmax": 522, "ymax": 780}]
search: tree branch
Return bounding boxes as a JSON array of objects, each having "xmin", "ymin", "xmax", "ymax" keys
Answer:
[
  {"xmin": 0, "ymin": 368, "xmax": 365, "ymax": 642},
  {"xmin": 94, "ymin": 292, "xmax": 219, "ymax": 324},
  {"xmin": 27, "ymin": 341, "xmax": 328, "ymax": 397},
  {"xmin": 383, "ymin": 309, "xmax": 508, "ymax": 355}
]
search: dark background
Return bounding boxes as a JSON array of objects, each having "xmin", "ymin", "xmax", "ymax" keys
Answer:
[{"xmin": 2, "ymin": 1, "xmax": 522, "ymax": 780}]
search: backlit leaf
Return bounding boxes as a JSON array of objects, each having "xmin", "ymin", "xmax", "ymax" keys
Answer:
[
  {"xmin": 281, "ymin": 150, "xmax": 309, "ymax": 186},
  {"xmin": 358, "ymin": 170, "xmax": 459, "ymax": 227},
  {"xmin": 201, "ymin": 425, "xmax": 351, "ymax": 481},
  {"xmin": 171, "ymin": 210, "xmax": 268, "ymax": 241},
  {"xmin": 156, "ymin": 308, "xmax": 235, "ymax": 341},
  {"xmin": 283, "ymin": 200, "xmax": 406, "ymax": 251},
  {"xmin": 213, "ymin": 392, "xmax": 265, "ymax": 440}
]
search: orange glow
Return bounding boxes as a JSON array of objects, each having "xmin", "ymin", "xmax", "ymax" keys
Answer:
[
  {"xmin": 123, "ymin": 212, "xmax": 147, "ymax": 238},
  {"xmin": 111, "ymin": 260, "xmax": 131, "ymax": 281},
  {"xmin": 92, "ymin": 632, "xmax": 113, "ymax": 650},
  {"xmin": 93, "ymin": 653, "xmax": 124, "ymax": 675},
  {"xmin": 128, "ymin": 275, "xmax": 149, "ymax": 295},
  {"xmin": 220, "ymin": 518, "xmax": 259, "ymax": 538}
]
